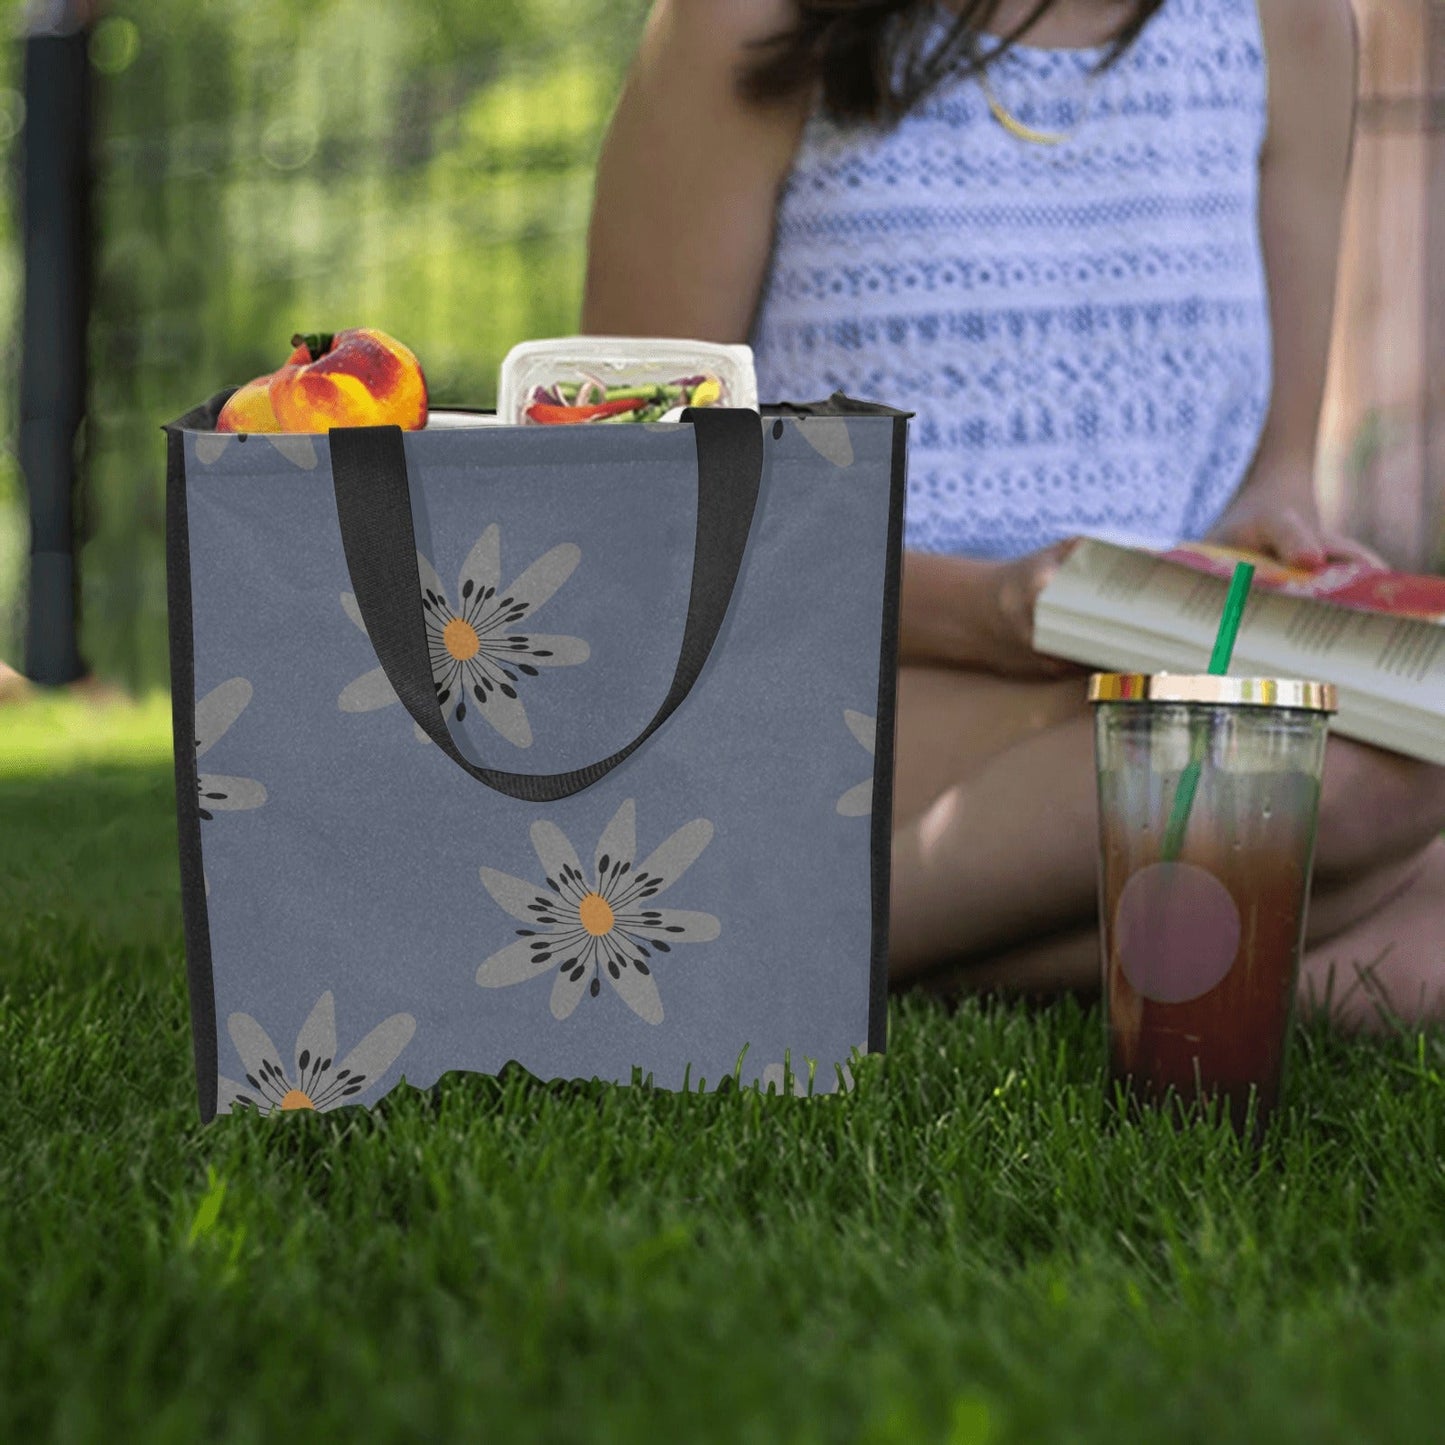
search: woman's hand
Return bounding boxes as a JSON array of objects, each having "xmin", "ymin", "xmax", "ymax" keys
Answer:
[
  {"xmin": 1205, "ymin": 485, "xmax": 1385, "ymax": 570},
  {"xmin": 899, "ymin": 540, "xmax": 1086, "ymax": 678},
  {"xmin": 981, "ymin": 540, "xmax": 1089, "ymax": 679}
]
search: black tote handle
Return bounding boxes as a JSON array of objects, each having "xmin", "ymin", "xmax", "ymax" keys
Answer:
[{"xmin": 328, "ymin": 408, "xmax": 764, "ymax": 801}]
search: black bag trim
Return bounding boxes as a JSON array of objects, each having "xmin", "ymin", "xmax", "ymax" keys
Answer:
[
  {"xmin": 328, "ymin": 407, "xmax": 765, "ymax": 802},
  {"xmin": 163, "ymin": 390, "xmax": 234, "ymax": 1124},
  {"xmin": 763, "ymin": 392, "xmax": 913, "ymax": 420},
  {"xmin": 865, "ymin": 414, "xmax": 908, "ymax": 1057}
]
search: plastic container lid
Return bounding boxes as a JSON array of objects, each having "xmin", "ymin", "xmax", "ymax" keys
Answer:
[
  {"xmin": 498, "ymin": 336, "xmax": 758, "ymax": 425},
  {"xmin": 423, "ymin": 409, "xmax": 507, "ymax": 428},
  {"xmin": 1087, "ymin": 674, "xmax": 1337, "ymax": 712}
]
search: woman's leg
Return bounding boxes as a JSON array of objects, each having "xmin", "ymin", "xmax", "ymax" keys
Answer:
[
  {"xmin": 1297, "ymin": 839, "xmax": 1445, "ymax": 1030},
  {"xmin": 888, "ymin": 663, "xmax": 1445, "ymax": 1028},
  {"xmin": 889, "ymin": 706, "xmax": 1097, "ymax": 976},
  {"xmin": 889, "ymin": 664, "xmax": 1085, "ymax": 827},
  {"xmin": 913, "ymin": 841, "xmax": 1445, "ymax": 1033}
]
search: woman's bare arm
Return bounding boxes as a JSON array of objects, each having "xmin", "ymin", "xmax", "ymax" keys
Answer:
[
  {"xmin": 1254, "ymin": 0, "xmax": 1357, "ymax": 482},
  {"xmin": 585, "ymin": 0, "xmax": 1072, "ymax": 678},
  {"xmin": 582, "ymin": 0, "xmax": 811, "ymax": 342},
  {"xmin": 1207, "ymin": 0, "xmax": 1380, "ymax": 564}
]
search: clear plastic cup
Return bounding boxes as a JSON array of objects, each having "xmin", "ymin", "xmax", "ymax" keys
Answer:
[{"xmin": 1088, "ymin": 674, "xmax": 1337, "ymax": 1138}]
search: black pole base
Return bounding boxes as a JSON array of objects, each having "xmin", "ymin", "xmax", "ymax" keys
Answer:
[{"xmin": 23, "ymin": 548, "xmax": 82, "ymax": 686}]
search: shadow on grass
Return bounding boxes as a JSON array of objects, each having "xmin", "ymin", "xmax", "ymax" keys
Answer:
[{"xmin": 0, "ymin": 753, "xmax": 180, "ymax": 958}]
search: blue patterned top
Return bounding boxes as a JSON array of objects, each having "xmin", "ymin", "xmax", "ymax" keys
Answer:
[{"xmin": 749, "ymin": 0, "xmax": 1272, "ymax": 559}]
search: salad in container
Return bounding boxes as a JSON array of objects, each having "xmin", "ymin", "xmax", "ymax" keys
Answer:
[{"xmin": 498, "ymin": 337, "xmax": 758, "ymax": 425}]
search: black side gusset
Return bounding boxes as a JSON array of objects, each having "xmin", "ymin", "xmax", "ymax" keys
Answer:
[
  {"xmin": 866, "ymin": 413, "xmax": 908, "ymax": 1058},
  {"xmin": 163, "ymin": 392, "xmax": 233, "ymax": 1123}
]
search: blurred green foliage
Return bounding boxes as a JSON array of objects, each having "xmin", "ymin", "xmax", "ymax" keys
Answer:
[{"xmin": 0, "ymin": 0, "xmax": 649, "ymax": 690}]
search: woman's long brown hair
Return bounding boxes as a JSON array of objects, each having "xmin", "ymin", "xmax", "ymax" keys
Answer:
[{"xmin": 741, "ymin": 0, "xmax": 1166, "ymax": 125}]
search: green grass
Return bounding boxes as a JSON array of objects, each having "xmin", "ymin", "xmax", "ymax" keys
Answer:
[{"xmin": 5, "ymin": 697, "xmax": 1445, "ymax": 1444}]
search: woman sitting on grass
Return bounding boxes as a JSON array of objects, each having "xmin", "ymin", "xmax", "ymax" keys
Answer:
[{"xmin": 583, "ymin": 0, "xmax": 1445, "ymax": 1030}]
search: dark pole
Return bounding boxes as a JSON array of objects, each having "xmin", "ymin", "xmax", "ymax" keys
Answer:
[{"xmin": 19, "ymin": 1, "xmax": 96, "ymax": 686}]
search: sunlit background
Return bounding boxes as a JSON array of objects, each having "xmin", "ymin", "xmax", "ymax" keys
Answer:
[
  {"xmin": 0, "ymin": 0, "xmax": 1438, "ymax": 694},
  {"xmin": 0, "ymin": 0, "xmax": 648, "ymax": 692}
]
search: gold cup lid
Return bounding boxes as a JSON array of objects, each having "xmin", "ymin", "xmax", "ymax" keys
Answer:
[{"xmin": 1087, "ymin": 673, "xmax": 1337, "ymax": 712}]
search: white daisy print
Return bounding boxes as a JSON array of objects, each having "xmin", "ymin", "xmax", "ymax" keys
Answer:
[
  {"xmin": 216, "ymin": 990, "xmax": 416, "ymax": 1116},
  {"xmin": 796, "ymin": 416, "xmax": 855, "ymax": 469},
  {"xmin": 195, "ymin": 677, "xmax": 267, "ymax": 822},
  {"xmin": 476, "ymin": 798, "xmax": 720, "ymax": 1025},
  {"xmin": 835, "ymin": 709, "xmax": 875, "ymax": 817},
  {"xmin": 193, "ymin": 433, "xmax": 229, "ymax": 466},
  {"xmin": 338, "ymin": 524, "xmax": 590, "ymax": 748}
]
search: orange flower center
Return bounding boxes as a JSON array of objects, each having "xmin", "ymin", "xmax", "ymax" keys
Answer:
[
  {"xmin": 578, "ymin": 893, "xmax": 614, "ymax": 936},
  {"xmin": 280, "ymin": 1089, "xmax": 315, "ymax": 1111},
  {"xmin": 444, "ymin": 618, "xmax": 480, "ymax": 660}
]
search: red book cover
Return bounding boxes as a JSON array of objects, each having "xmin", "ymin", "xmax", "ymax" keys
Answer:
[{"xmin": 1159, "ymin": 543, "xmax": 1445, "ymax": 625}]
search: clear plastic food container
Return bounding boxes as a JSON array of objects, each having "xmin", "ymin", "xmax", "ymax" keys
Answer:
[
  {"xmin": 422, "ymin": 409, "xmax": 507, "ymax": 428},
  {"xmin": 497, "ymin": 336, "xmax": 759, "ymax": 425}
]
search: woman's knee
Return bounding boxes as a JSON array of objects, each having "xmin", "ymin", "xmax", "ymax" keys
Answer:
[{"xmin": 1314, "ymin": 739, "xmax": 1445, "ymax": 883}]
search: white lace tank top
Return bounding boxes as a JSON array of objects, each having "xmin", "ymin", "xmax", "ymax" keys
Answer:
[{"xmin": 749, "ymin": 0, "xmax": 1272, "ymax": 559}]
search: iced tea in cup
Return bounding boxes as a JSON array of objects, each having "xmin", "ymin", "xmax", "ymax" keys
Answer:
[{"xmin": 1088, "ymin": 674, "xmax": 1337, "ymax": 1139}]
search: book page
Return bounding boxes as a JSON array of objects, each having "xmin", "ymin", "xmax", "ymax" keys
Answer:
[
  {"xmin": 1036, "ymin": 538, "xmax": 1445, "ymax": 714},
  {"xmin": 1232, "ymin": 592, "xmax": 1444, "ymax": 703},
  {"xmin": 1039, "ymin": 543, "xmax": 1225, "ymax": 647}
]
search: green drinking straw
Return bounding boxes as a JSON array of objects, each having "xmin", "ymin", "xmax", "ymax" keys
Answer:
[{"xmin": 1160, "ymin": 560, "xmax": 1256, "ymax": 862}]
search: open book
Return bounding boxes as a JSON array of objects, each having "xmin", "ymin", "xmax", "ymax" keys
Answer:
[{"xmin": 1033, "ymin": 539, "xmax": 1445, "ymax": 765}]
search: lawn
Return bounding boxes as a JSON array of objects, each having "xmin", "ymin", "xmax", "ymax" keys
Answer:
[{"xmin": 4, "ymin": 696, "xmax": 1445, "ymax": 1444}]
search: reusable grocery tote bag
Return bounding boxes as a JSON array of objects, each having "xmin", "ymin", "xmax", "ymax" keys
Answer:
[{"xmin": 165, "ymin": 395, "xmax": 908, "ymax": 1122}]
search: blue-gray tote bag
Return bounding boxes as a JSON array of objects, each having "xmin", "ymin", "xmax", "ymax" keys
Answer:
[{"xmin": 165, "ymin": 395, "xmax": 907, "ymax": 1122}]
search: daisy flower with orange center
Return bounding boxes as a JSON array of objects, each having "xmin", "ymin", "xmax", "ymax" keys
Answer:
[
  {"xmin": 216, "ymin": 991, "xmax": 416, "ymax": 1116},
  {"xmin": 339, "ymin": 523, "xmax": 589, "ymax": 748},
  {"xmin": 476, "ymin": 798, "xmax": 720, "ymax": 1024}
]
